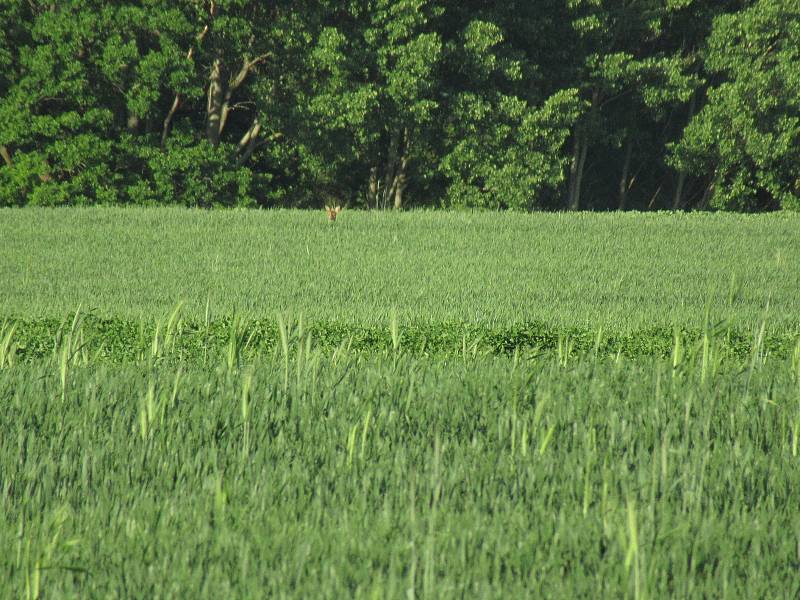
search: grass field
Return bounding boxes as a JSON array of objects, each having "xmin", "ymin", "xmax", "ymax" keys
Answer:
[
  {"xmin": 2, "ymin": 208, "xmax": 800, "ymax": 598},
  {"xmin": 2, "ymin": 208, "xmax": 799, "ymax": 331},
  {"xmin": 2, "ymin": 338, "xmax": 800, "ymax": 598}
]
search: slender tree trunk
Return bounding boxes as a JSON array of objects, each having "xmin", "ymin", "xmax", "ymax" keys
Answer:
[
  {"xmin": 672, "ymin": 167, "xmax": 687, "ymax": 210},
  {"xmin": 393, "ymin": 128, "xmax": 409, "ymax": 210},
  {"xmin": 161, "ymin": 95, "xmax": 182, "ymax": 148},
  {"xmin": 569, "ymin": 129, "xmax": 589, "ymax": 211},
  {"xmin": 647, "ymin": 185, "xmax": 663, "ymax": 209},
  {"xmin": 574, "ymin": 135, "xmax": 589, "ymax": 210},
  {"xmin": 672, "ymin": 92, "xmax": 696, "ymax": 209},
  {"xmin": 368, "ymin": 167, "xmax": 379, "ymax": 208},
  {"xmin": 381, "ymin": 129, "xmax": 400, "ymax": 209},
  {"xmin": 569, "ymin": 90, "xmax": 598, "ymax": 211},
  {"xmin": 618, "ymin": 137, "xmax": 633, "ymax": 210},
  {"xmin": 568, "ymin": 131, "xmax": 581, "ymax": 209},
  {"xmin": 0, "ymin": 145, "xmax": 12, "ymax": 168},
  {"xmin": 699, "ymin": 178, "xmax": 715, "ymax": 209},
  {"xmin": 394, "ymin": 155, "xmax": 408, "ymax": 210}
]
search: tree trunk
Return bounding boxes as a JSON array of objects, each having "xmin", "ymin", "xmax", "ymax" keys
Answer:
[
  {"xmin": 569, "ymin": 129, "xmax": 589, "ymax": 211},
  {"xmin": 618, "ymin": 137, "xmax": 633, "ymax": 210},
  {"xmin": 161, "ymin": 95, "xmax": 182, "ymax": 148},
  {"xmin": 699, "ymin": 178, "xmax": 715, "ymax": 209},
  {"xmin": 394, "ymin": 155, "xmax": 408, "ymax": 210},
  {"xmin": 574, "ymin": 135, "xmax": 588, "ymax": 210},
  {"xmin": 219, "ymin": 55, "xmax": 269, "ymax": 140},
  {"xmin": 381, "ymin": 129, "xmax": 400, "ymax": 209},
  {"xmin": 568, "ymin": 131, "xmax": 581, "ymax": 210},
  {"xmin": 672, "ymin": 92, "xmax": 696, "ymax": 209},
  {"xmin": 672, "ymin": 165, "xmax": 687, "ymax": 210},
  {"xmin": 368, "ymin": 167, "xmax": 379, "ymax": 208},
  {"xmin": 206, "ymin": 58, "xmax": 224, "ymax": 146},
  {"xmin": 393, "ymin": 128, "xmax": 409, "ymax": 210},
  {"xmin": 568, "ymin": 90, "xmax": 598, "ymax": 211}
]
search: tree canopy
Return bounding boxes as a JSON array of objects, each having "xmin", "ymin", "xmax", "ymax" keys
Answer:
[{"xmin": 0, "ymin": 0, "xmax": 796, "ymax": 211}]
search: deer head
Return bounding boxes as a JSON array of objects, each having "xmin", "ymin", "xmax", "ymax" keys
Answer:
[{"xmin": 325, "ymin": 205, "xmax": 342, "ymax": 221}]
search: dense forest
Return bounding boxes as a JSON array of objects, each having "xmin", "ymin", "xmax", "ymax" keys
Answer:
[{"xmin": 0, "ymin": 0, "xmax": 797, "ymax": 211}]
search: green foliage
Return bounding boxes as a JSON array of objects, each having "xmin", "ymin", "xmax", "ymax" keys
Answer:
[
  {"xmin": 558, "ymin": 0, "xmax": 705, "ymax": 209},
  {"xmin": 0, "ymin": 4, "xmax": 125, "ymax": 204},
  {"xmin": 0, "ymin": 1, "xmax": 287, "ymax": 206},
  {"xmin": 670, "ymin": 0, "xmax": 800, "ymax": 210},
  {"xmin": 0, "ymin": 1, "xmax": 796, "ymax": 210},
  {"xmin": 125, "ymin": 136, "xmax": 256, "ymax": 207},
  {"xmin": 299, "ymin": 0, "xmax": 447, "ymax": 206},
  {"xmin": 441, "ymin": 89, "xmax": 583, "ymax": 209}
]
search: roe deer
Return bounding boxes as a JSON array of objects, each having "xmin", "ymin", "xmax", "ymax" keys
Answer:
[{"xmin": 325, "ymin": 205, "xmax": 342, "ymax": 221}]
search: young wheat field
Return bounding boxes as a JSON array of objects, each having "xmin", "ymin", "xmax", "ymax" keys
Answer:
[{"xmin": 1, "ymin": 208, "xmax": 799, "ymax": 598}]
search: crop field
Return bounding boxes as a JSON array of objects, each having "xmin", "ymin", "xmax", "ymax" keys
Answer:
[
  {"xmin": 1, "ymin": 208, "xmax": 800, "ymax": 598},
  {"xmin": 2, "ymin": 208, "xmax": 799, "ymax": 329}
]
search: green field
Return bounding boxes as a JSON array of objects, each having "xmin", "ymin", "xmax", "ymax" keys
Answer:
[
  {"xmin": 2, "ymin": 208, "xmax": 800, "ymax": 598},
  {"xmin": 2, "ymin": 208, "xmax": 799, "ymax": 331}
]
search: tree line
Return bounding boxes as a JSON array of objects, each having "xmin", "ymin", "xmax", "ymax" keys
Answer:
[{"xmin": 0, "ymin": 0, "xmax": 797, "ymax": 211}]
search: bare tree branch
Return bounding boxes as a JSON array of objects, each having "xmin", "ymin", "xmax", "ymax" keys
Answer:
[
  {"xmin": 206, "ymin": 57, "xmax": 224, "ymax": 146},
  {"xmin": 236, "ymin": 120, "xmax": 282, "ymax": 167},
  {"xmin": 0, "ymin": 145, "xmax": 12, "ymax": 168},
  {"xmin": 161, "ymin": 95, "xmax": 183, "ymax": 148},
  {"xmin": 237, "ymin": 117, "xmax": 261, "ymax": 151},
  {"xmin": 161, "ymin": 1, "xmax": 216, "ymax": 148},
  {"xmin": 218, "ymin": 54, "xmax": 271, "ymax": 138},
  {"xmin": 236, "ymin": 124, "xmax": 262, "ymax": 166}
]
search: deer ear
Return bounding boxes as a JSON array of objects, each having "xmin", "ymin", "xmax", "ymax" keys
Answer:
[{"xmin": 336, "ymin": 205, "xmax": 342, "ymax": 213}]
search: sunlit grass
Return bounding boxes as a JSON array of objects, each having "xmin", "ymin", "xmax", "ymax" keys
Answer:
[{"xmin": 2, "ymin": 208, "xmax": 798, "ymax": 332}]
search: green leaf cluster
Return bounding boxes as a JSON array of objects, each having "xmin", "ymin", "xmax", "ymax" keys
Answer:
[
  {"xmin": 670, "ymin": 0, "xmax": 800, "ymax": 210},
  {"xmin": 0, "ymin": 0, "xmax": 796, "ymax": 210}
]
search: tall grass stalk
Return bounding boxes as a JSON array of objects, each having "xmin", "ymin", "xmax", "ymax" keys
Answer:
[
  {"xmin": 625, "ymin": 499, "xmax": 642, "ymax": 600},
  {"xmin": 241, "ymin": 370, "xmax": 253, "ymax": 460},
  {"xmin": 0, "ymin": 320, "xmax": 17, "ymax": 368}
]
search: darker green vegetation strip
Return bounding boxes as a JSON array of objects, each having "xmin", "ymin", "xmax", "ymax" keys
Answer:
[{"xmin": 5, "ymin": 315, "xmax": 797, "ymax": 363}]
